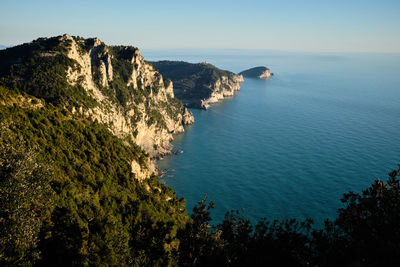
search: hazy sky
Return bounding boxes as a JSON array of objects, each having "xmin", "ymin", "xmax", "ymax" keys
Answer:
[{"xmin": 1, "ymin": 0, "xmax": 399, "ymax": 53}]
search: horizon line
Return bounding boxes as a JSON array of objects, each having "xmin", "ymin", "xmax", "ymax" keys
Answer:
[{"xmin": 1, "ymin": 38, "xmax": 399, "ymax": 55}]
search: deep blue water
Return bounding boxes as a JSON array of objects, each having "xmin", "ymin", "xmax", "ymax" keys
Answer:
[{"xmin": 144, "ymin": 50, "xmax": 400, "ymax": 224}]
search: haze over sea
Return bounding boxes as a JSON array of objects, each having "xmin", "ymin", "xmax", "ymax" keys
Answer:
[{"xmin": 145, "ymin": 50, "xmax": 400, "ymax": 224}]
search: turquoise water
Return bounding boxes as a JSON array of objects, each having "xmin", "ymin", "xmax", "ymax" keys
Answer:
[{"xmin": 145, "ymin": 50, "xmax": 400, "ymax": 223}]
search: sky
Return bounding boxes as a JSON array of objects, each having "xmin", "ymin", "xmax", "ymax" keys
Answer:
[{"xmin": 0, "ymin": 0, "xmax": 399, "ymax": 53}]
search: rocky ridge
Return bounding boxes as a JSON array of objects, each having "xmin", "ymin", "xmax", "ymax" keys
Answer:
[
  {"xmin": 151, "ymin": 61, "xmax": 244, "ymax": 109},
  {"xmin": 0, "ymin": 34, "xmax": 194, "ymax": 180}
]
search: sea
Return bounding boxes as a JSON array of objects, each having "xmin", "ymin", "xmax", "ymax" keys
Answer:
[{"xmin": 143, "ymin": 49, "xmax": 400, "ymax": 224}]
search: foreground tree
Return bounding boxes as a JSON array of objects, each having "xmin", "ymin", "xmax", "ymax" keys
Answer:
[
  {"xmin": 0, "ymin": 140, "xmax": 53, "ymax": 265},
  {"xmin": 177, "ymin": 197, "xmax": 226, "ymax": 266},
  {"xmin": 179, "ymin": 167, "xmax": 400, "ymax": 266},
  {"xmin": 218, "ymin": 213, "xmax": 313, "ymax": 266},
  {"xmin": 1, "ymin": 123, "xmax": 400, "ymax": 267},
  {"xmin": 311, "ymin": 166, "xmax": 400, "ymax": 266}
]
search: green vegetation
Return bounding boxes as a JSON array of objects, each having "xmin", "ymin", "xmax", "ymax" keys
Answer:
[
  {"xmin": 162, "ymin": 94, "xmax": 186, "ymax": 121},
  {"xmin": 0, "ymin": 140, "xmax": 53, "ymax": 264},
  {"xmin": 1, "ymin": 36, "xmax": 399, "ymax": 266},
  {"xmin": 0, "ymin": 37, "xmax": 97, "ymax": 108},
  {"xmin": 72, "ymin": 36, "xmax": 99, "ymax": 55},
  {"xmin": 2, "ymin": 118, "xmax": 400, "ymax": 266},
  {"xmin": 91, "ymin": 47, "xmax": 136, "ymax": 107},
  {"xmin": 151, "ymin": 61, "xmax": 238, "ymax": 108},
  {"xmin": 0, "ymin": 35, "xmax": 191, "ymax": 266},
  {"xmin": 146, "ymin": 108, "xmax": 167, "ymax": 128},
  {"xmin": 239, "ymin": 66, "xmax": 270, "ymax": 78},
  {"xmin": 174, "ymin": 168, "xmax": 400, "ymax": 266},
  {"xmin": 0, "ymin": 35, "xmax": 187, "ymax": 136},
  {"xmin": 91, "ymin": 45, "xmax": 185, "ymax": 130},
  {"xmin": 0, "ymin": 87, "xmax": 188, "ymax": 266},
  {"xmin": 103, "ymin": 46, "xmax": 137, "ymax": 107}
]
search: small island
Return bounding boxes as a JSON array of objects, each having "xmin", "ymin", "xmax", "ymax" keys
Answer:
[{"xmin": 239, "ymin": 66, "xmax": 273, "ymax": 79}]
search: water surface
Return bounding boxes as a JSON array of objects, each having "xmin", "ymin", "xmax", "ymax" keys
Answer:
[{"xmin": 145, "ymin": 50, "xmax": 400, "ymax": 223}]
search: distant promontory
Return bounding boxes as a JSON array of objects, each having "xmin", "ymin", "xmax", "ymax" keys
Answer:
[
  {"xmin": 151, "ymin": 61, "xmax": 243, "ymax": 109},
  {"xmin": 239, "ymin": 66, "xmax": 272, "ymax": 79}
]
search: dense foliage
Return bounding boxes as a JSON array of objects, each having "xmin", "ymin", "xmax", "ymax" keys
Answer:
[
  {"xmin": 175, "ymin": 168, "xmax": 400, "ymax": 266},
  {"xmin": 0, "ymin": 37, "xmax": 97, "ymax": 108},
  {"xmin": 0, "ymin": 87, "xmax": 187, "ymax": 266},
  {"xmin": 0, "ymin": 35, "xmax": 192, "ymax": 265},
  {"xmin": 0, "ymin": 140, "xmax": 53, "ymax": 263},
  {"xmin": 2, "ymin": 93, "xmax": 399, "ymax": 266},
  {"xmin": 0, "ymin": 36, "xmax": 399, "ymax": 266},
  {"xmin": 2, "ymin": 128, "xmax": 399, "ymax": 266}
]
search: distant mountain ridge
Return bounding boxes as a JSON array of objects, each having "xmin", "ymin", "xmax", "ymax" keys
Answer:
[{"xmin": 151, "ymin": 60, "xmax": 243, "ymax": 109}]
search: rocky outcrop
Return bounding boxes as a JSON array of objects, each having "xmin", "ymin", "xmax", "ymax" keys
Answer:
[
  {"xmin": 0, "ymin": 34, "xmax": 194, "ymax": 180},
  {"xmin": 200, "ymin": 74, "xmax": 243, "ymax": 109},
  {"xmin": 65, "ymin": 34, "xmax": 194, "ymax": 154},
  {"xmin": 151, "ymin": 61, "xmax": 244, "ymax": 109},
  {"xmin": 239, "ymin": 66, "xmax": 272, "ymax": 79},
  {"xmin": 182, "ymin": 107, "xmax": 195, "ymax": 124}
]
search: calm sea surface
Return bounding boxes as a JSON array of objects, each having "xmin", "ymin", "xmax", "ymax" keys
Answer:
[{"xmin": 144, "ymin": 49, "xmax": 400, "ymax": 223}]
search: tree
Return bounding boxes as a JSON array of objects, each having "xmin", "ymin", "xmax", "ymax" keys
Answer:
[
  {"xmin": 0, "ymin": 139, "xmax": 53, "ymax": 265},
  {"xmin": 37, "ymin": 207, "xmax": 84, "ymax": 267},
  {"xmin": 218, "ymin": 213, "xmax": 312, "ymax": 266},
  {"xmin": 313, "ymin": 166, "xmax": 400, "ymax": 266},
  {"xmin": 177, "ymin": 196, "xmax": 225, "ymax": 266},
  {"xmin": 335, "ymin": 166, "xmax": 400, "ymax": 265}
]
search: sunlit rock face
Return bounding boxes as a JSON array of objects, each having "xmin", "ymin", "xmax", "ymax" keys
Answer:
[{"xmin": 0, "ymin": 34, "xmax": 194, "ymax": 179}]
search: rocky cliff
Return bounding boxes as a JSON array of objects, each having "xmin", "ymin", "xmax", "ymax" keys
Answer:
[
  {"xmin": 0, "ymin": 34, "xmax": 194, "ymax": 180},
  {"xmin": 151, "ymin": 61, "xmax": 244, "ymax": 109},
  {"xmin": 239, "ymin": 66, "xmax": 272, "ymax": 79}
]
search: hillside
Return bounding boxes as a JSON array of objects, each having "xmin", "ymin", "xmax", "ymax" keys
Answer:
[
  {"xmin": 0, "ymin": 34, "xmax": 194, "ymax": 160},
  {"xmin": 1, "ymin": 34, "xmax": 399, "ymax": 266},
  {"xmin": 0, "ymin": 35, "xmax": 192, "ymax": 265},
  {"xmin": 151, "ymin": 61, "xmax": 243, "ymax": 109}
]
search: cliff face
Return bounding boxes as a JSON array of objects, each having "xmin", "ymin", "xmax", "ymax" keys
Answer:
[
  {"xmin": 0, "ymin": 68, "xmax": 190, "ymax": 265},
  {"xmin": 0, "ymin": 34, "xmax": 194, "ymax": 180},
  {"xmin": 151, "ymin": 61, "xmax": 244, "ymax": 109},
  {"xmin": 200, "ymin": 74, "xmax": 243, "ymax": 109},
  {"xmin": 239, "ymin": 66, "xmax": 271, "ymax": 79}
]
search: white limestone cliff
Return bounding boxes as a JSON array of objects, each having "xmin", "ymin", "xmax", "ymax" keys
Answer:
[
  {"xmin": 60, "ymin": 34, "xmax": 194, "ymax": 180},
  {"xmin": 201, "ymin": 74, "xmax": 244, "ymax": 109}
]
